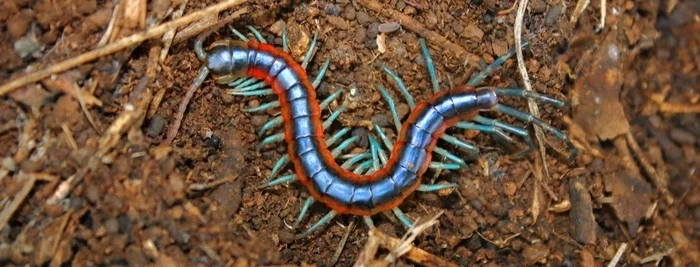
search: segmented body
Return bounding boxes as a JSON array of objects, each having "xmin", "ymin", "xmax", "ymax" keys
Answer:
[
  {"xmin": 206, "ymin": 40, "xmax": 497, "ymax": 215},
  {"xmin": 184, "ymin": 26, "xmax": 577, "ymax": 237}
]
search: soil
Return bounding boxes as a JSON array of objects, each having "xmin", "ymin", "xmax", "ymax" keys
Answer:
[{"xmin": 0, "ymin": 0, "xmax": 698, "ymax": 266}]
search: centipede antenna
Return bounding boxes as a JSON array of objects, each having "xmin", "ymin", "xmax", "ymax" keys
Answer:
[
  {"xmin": 440, "ymin": 134, "xmax": 478, "ymax": 154},
  {"xmin": 227, "ymin": 89, "xmax": 274, "ymax": 96},
  {"xmin": 267, "ymin": 155, "xmax": 290, "ymax": 181},
  {"xmin": 257, "ymin": 132, "xmax": 285, "ymax": 151},
  {"xmin": 296, "ymin": 210, "xmax": 338, "ymax": 239},
  {"xmin": 258, "ymin": 116, "xmax": 283, "ymax": 136},
  {"xmin": 312, "ymin": 56, "xmax": 332, "ymax": 88},
  {"xmin": 341, "ymin": 153, "xmax": 371, "ymax": 169},
  {"xmin": 363, "ymin": 216, "xmax": 375, "ymax": 229},
  {"xmin": 433, "ymin": 147, "xmax": 468, "ymax": 167},
  {"xmin": 281, "ymin": 23, "xmax": 289, "ymax": 52},
  {"xmin": 468, "ymin": 41, "xmax": 529, "ymax": 86},
  {"xmin": 489, "ymin": 88, "xmax": 567, "ymax": 108},
  {"xmin": 301, "ymin": 31, "xmax": 319, "ymax": 69},
  {"xmin": 428, "ymin": 162, "xmax": 461, "ymax": 170},
  {"xmin": 246, "ymin": 25, "xmax": 267, "ymax": 43},
  {"xmin": 292, "ymin": 197, "xmax": 315, "ymax": 229},
  {"xmin": 228, "ymin": 26, "xmax": 249, "ymax": 41},
  {"xmin": 419, "ymin": 39, "xmax": 440, "ymax": 93},
  {"xmin": 376, "ymin": 84, "xmax": 402, "ymax": 133},
  {"xmin": 323, "ymin": 106, "xmax": 346, "ymax": 129},
  {"xmin": 231, "ymin": 81, "xmax": 268, "ymax": 92},
  {"xmin": 368, "ymin": 136, "xmax": 381, "ymax": 171},
  {"xmin": 242, "ymin": 100, "xmax": 280, "ymax": 113},
  {"xmin": 392, "ymin": 207, "xmax": 413, "ymax": 229},
  {"xmin": 454, "ymin": 121, "xmax": 515, "ymax": 143},
  {"xmin": 326, "ymin": 127, "xmax": 352, "ymax": 148},
  {"xmin": 321, "ymin": 89, "xmax": 343, "ymax": 107},
  {"xmin": 353, "ymin": 160, "xmax": 373, "ymax": 174},
  {"xmin": 194, "ymin": 37, "xmax": 207, "ymax": 61},
  {"xmin": 382, "ymin": 65, "xmax": 416, "ymax": 109},
  {"xmin": 493, "ymin": 104, "xmax": 578, "ymax": 160},
  {"xmin": 373, "ymin": 125, "xmax": 395, "ymax": 150},
  {"xmin": 259, "ymin": 174, "xmax": 297, "ymax": 189},
  {"xmin": 331, "ymin": 136, "xmax": 360, "ymax": 158},
  {"xmin": 417, "ymin": 183, "xmax": 458, "ymax": 192}
]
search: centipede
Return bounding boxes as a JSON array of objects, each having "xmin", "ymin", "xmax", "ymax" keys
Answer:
[{"xmin": 179, "ymin": 25, "xmax": 578, "ymax": 239}]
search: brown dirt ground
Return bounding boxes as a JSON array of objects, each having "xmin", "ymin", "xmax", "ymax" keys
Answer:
[{"xmin": 1, "ymin": 0, "xmax": 698, "ymax": 266}]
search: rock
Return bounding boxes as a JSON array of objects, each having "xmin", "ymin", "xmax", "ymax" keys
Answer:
[
  {"xmin": 326, "ymin": 15, "xmax": 349, "ymax": 30},
  {"xmin": 569, "ymin": 176, "xmax": 597, "ymax": 244},
  {"xmin": 356, "ymin": 11, "xmax": 371, "ymax": 25},
  {"xmin": 462, "ymin": 24, "xmax": 484, "ymax": 40}
]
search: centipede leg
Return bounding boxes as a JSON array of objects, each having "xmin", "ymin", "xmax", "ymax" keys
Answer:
[
  {"xmin": 376, "ymin": 84, "xmax": 402, "ymax": 133},
  {"xmin": 428, "ymin": 162, "xmax": 461, "ymax": 170},
  {"xmin": 467, "ymin": 41, "xmax": 529, "ymax": 86},
  {"xmin": 439, "ymin": 134, "xmax": 478, "ymax": 154},
  {"xmin": 392, "ymin": 207, "xmax": 413, "ymax": 229},
  {"xmin": 231, "ymin": 80, "xmax": 267, "ymax": 92},
  {"xmin": 419, "ymin": 38, "xmax": 440, "ymax": 93},
  {"xmin": 258, "ymin": 91, "xmax": 344, "ymax": 136},
  {"xmin": 268, "ymin": 128, "xmax": 351, "ymax": 182},
  {"xmin": 296, "ymin": 210, "xmax": 338, "ymax": 239},
  {"xmin": 323, "ymin": 106, "xmax": 346, "ymax": 128},
  {"xmin": 468, "ymin": 115, "xmax": 536, "ymax": 158},
  {"xmin": 242, "ymin": 100, "xmax": 280, "ymax": 112},
  {"xmin": 433, "ymin": 147, "xmax": 468, "ymax": 167},
  {"xmin": 292, "ymin": 197, "xmax": 315, "ymax": 229},
  {"xmin": 417, "ymin": 183, "xmax": 458, "ymax": 192},
  {"xmin": 258, "ymin": 174, "xmax": 297, "ymax": 188},
  {"xmin": 281, "ymin": 23, "xmax": 289, "ymax": 53},
  {"xmin": 353, "ymin": 160, "xmax": 373, "ymax": 174},
  {"xmin": 312, "ymin": 56, "xmax": 332, "ymax": 88},
  {"xmin": 493, "ymin": 104, "xmax": 578, "ymax": 160},
  {"xmin": 228, "ymin": 89, "xmax": 274, "ymax": 96},
  {"xmin": 382, "ymin": 65, "xmax": 416, "ymax": 109},
  {"xmin": 301, "ymin": 30, "xmax": 319, "ymax": 69},
  {"xmin": 246, "ymin": 25, "xmax": 267, "ymax": 43},
  {"xmin": 340, "ymin": 153, "xmax": 371, "ymax": 169},
  {"xmin": 368, "ymin": 136, "xmax": 381, "ymax": 171},
  {"xmin": 228, "ymin": 26, "xmax": 249, "ymax": 41},
  {"xmin": 363, "ymin": 216, "xmax": 375, "ymax": 229},
  {"xmin": 331, "ymin": 136, "xmax": 360, "ymax": 158}
]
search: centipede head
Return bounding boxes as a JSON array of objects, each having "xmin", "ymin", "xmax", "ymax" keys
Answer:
[{"xmin": 204, "ymin": 39, "xmax": 249, "ymax": 84}]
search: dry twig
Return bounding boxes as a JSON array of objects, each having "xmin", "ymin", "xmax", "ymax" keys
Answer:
[
  {"xmin": 515, "ymin": 0, "xmax": 550, "ymax": 178},
  {"xmin": 0, "ymin": 174, "xmax": 36, "ymax": 230},
  {"xmin": 607, "ymin": 242, "xmax": 628, "ymax": 267},
  {"xmin": 0, "ymin": 0, "xmax": 249, "ymax": 96},
  {"xmin": 327, "ymin": 219, "xmax": 355, "ymax": 267}
]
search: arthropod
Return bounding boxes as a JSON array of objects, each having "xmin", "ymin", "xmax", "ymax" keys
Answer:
[{"xmin": 184, "ymin": 25, "xmax": 577, "ymax": 238}]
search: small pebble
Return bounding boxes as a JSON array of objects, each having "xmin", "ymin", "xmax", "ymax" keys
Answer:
[
  {"xmin": 378, "ymin": 22, "xmax": 401, "ymax": 33},
  {"xmin": 545, "ymin": 4, "xmax": 563, "ymax": 25},
  {"xmin": 356, "ymin": 11, "xmax": 371, "ymax": 25},
  {"xmin": 352, "ymin": 128, "xmax": 369, "ymax": 148},
  {"xmin": 342, "ymin": 6, "xmax": 356, "ymax": 20},
  {"xmin": 326, "ymin": 15, "xmax": 348, "ymax": 30},
  {"xmin": 669, "ymin": 128, "xmax": 696, "ymax": 145},
  {"xmin": 371, "ymin": 114, "xmax": 391, "ymax": 127},
  {"xmin": 146, "ymin": 115, "xmax": 166, "ymax": 137},
  {"xmin": 1, "ymin": 157, "xmax": 18, "ymax": 172},
  {"xmin": 324, "ymin": 3, "xmax": 341, "ymax": 16}
]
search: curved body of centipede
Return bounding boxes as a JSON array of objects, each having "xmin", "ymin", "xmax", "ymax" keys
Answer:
[{"xmin": 183, "ymin": 25, "xmax": 577, "ymax": 238}]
